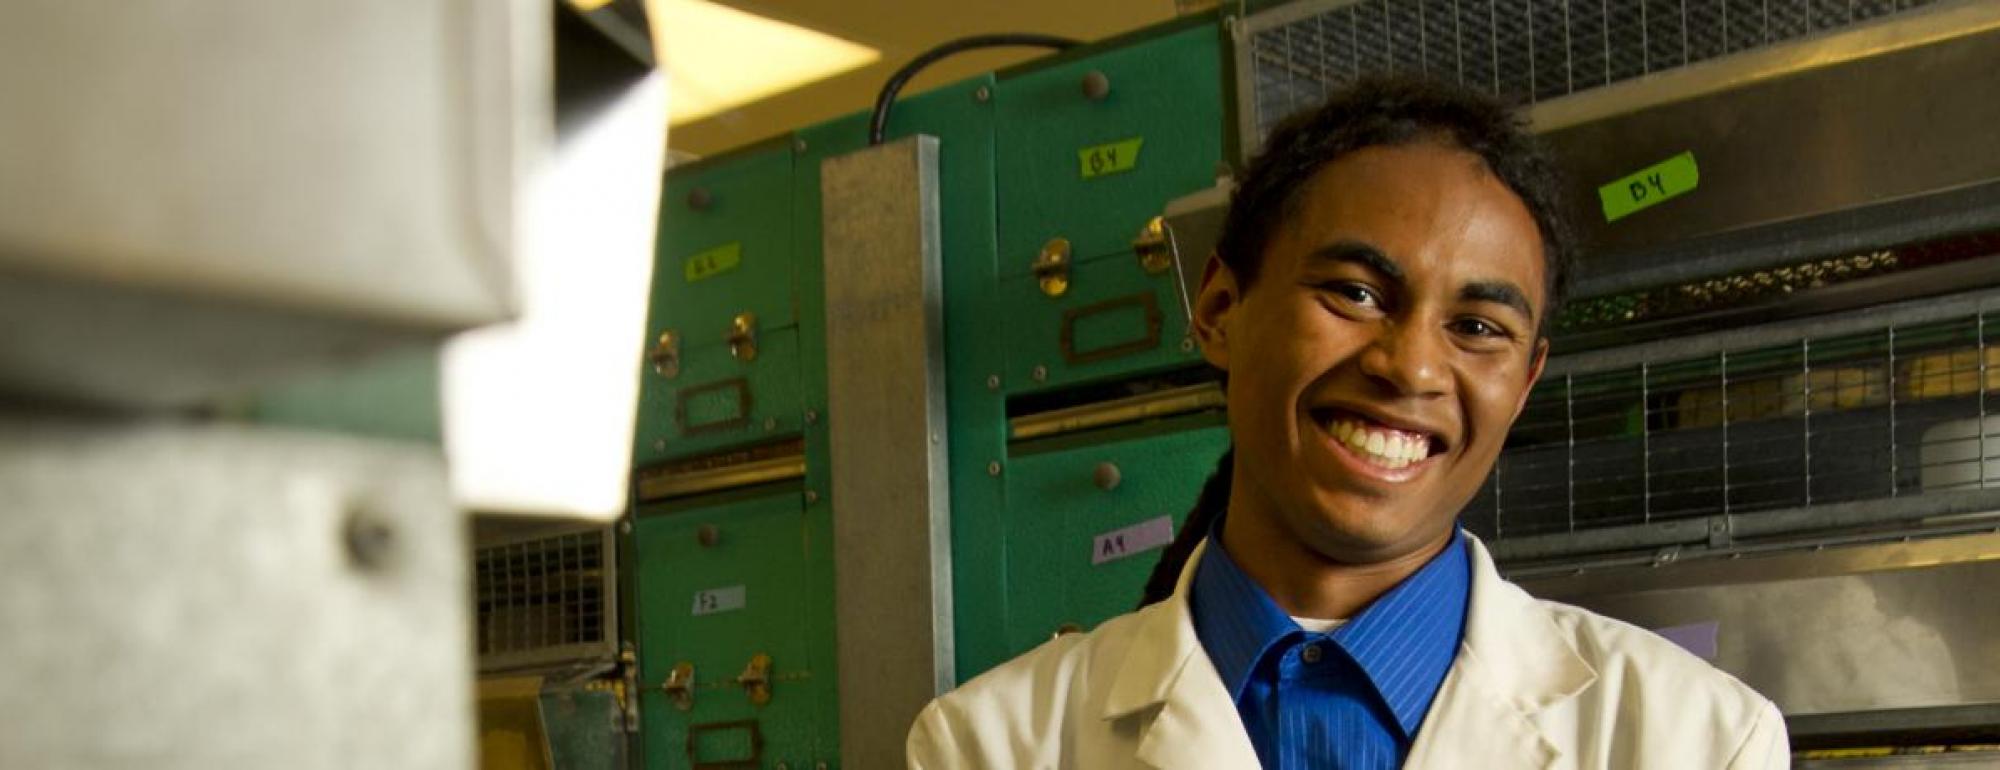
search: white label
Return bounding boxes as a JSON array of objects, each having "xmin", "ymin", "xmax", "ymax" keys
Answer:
[
  {"xmin": 691, "ymin": 585, "xmax": 747, "ymax": 616},
  {"xmin": 1092, "ymin": 515, "xmax": 1176, "ymax": 566}
]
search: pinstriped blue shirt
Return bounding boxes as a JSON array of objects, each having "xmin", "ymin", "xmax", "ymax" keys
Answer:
[{"xmin": 1190, "ymin": 526, "xmax": 1470, "ymax": 769}]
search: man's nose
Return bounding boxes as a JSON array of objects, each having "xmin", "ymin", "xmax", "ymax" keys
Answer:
[{"xmin": 1357, "ymin": 320, "xmax": 1450, "ymax": 397}]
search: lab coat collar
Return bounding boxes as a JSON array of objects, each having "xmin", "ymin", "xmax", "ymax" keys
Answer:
[{"xmin": 1100, "ymin": 532, "xmax": 1596, "ymax": 770}]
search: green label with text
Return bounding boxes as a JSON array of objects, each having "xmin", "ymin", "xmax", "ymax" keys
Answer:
[
  {"xmin": 1599, "ymin": 151, "xmax": 1700, "ymax": 222},
  {"xmin": 1079, "ymin": 137, "xmax": 1144, "ymax": 180},
  {"xmin": 684, "ymin": 242, "xmax": 741, "ymax": 283}
]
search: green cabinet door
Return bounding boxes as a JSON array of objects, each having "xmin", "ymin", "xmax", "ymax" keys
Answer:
[
  {"xmin": 634, "ymin": 494, "xmax": 829, "ymax": 769},
  {"xmin": 1002, "ymin": 424, "xmax": 1230, "ymax": 656},
  {"xmin": 635, "ymin": 327, "xmax": 806, "ymax": 466},
  {"xmin": 1001, "ymin": 248, "xmax": 1202, "ymax": 394},
  {"xmin": 993, "ymin": 25, "xmax": 1223, "ymax": 276}
]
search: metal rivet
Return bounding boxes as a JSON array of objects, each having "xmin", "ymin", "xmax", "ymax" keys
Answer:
[
  {"xmin": 817, "ymin": 763, "xmax": 829, "ymax": 770},
  {"xmin": 1180, "ymin": 337, "xmax": 1196, "ymax": 353},
  {"xmin": 686, "ymin": 187, "xmax": 713, "ymax": 211},
  {"xmin": 697, "ymin": 524, "xmax": 720, "ymax": 548},
  {"xmin": 776, "ymin": 763, "xmax": 790, "ymax": 770},
  {"xmin": 343, "ymin": 509, "xmax": 396, "ymax": 571},
  {"xmin": 618, "ymin": 520, "xmax": 632, "ymax": 535},
  {"xmin": 804, "ymin": 409, "xmax": 819, "ymax": 425},
  {"xmin": 1081, "ymin": 70, "xmax": 1111, "ymax": 101},
  {"xmin": 1094, "ymin": 462, "xmax": 1122, "ymax": 491},
  {"xmin": 764, "ymin": 417, "xmax": 778, "ymax": 431},
  {"xmin": 804, "ymin": 490, "xmax": 820, "ymax": 505},
  {"xmin": 653, "ymin": 439, "xmax": 667, "ymax": 452},
  {"xmin": 987, "ymin": 461, "xmax": 1002, "ymax": 477},
  {"xmin": 793, "ymin": 138, "xmax": 808, "ymax": 153},
  {"xmin": 986, "ymin": 374, "xmax": 1001, "ymax": 390},
  {"xmin": 1031, "ymin": 365, "xmax": 1048, "ymax": 382},
  {"xmin": 973, "ymin": 85, "xmax": 991, "ymax": 103}
]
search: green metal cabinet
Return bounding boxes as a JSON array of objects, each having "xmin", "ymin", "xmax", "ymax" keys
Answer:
[
  {"xmin": 637, "ymin": 142, "xmax": 802, "ymax": 465},
  {"xmin": 633, "ymin": 493, "xmax": 834, "ymax": 769},
  {"xmin": 1000, "ymin": 423, "xmax": 1231, "ymax": 656},
  {"xmin": 999, "ymin": 250, "xmax": 1204, "ymax": 394}
]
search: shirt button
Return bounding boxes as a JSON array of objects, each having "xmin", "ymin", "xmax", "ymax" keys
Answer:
[{"xmin": 1301, "ymin": 644, "xmax": 1323, "ymax": 664}]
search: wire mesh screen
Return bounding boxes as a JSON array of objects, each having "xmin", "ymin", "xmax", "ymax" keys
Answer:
[
  {"xmin": 1244, "ymin": 0, "xmax": 1940, "ymax": 142},
  {"xmin": 476, "ymin": 529, "xmax": 615, "ymax": 669},
  {"xmin": 1462, "ymin": 309, "xmax": 2000, "ymax": 540}
]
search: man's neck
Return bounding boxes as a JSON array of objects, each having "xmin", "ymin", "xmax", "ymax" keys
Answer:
[{"xmin": 1217, "ymin": 499, "xmax": 1455, "ymax": 621}]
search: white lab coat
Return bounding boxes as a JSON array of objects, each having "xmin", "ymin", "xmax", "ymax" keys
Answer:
[{"xmin": 908, "ymin": 534, "xmax": 1789, "ymax": 769}]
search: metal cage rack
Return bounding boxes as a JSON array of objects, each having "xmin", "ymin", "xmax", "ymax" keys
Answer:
[
  {"xmin": 1238, "ymin": 0, "xmax": 1941, "ymax": 148},
  {"xmin": 475, "ymin": 528, "xmax": 619, "ymax": 673}
]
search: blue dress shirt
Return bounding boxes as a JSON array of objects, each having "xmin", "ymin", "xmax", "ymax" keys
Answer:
[{"xmin": 1189, "ymin": 524, "xmax": 1471, "ymax": 769}]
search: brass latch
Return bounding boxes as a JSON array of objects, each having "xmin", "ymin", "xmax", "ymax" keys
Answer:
[
  {"xmin": 648, "ymin": 330, "xmax": 681, "ymax": 379},
  {"xmin": 727, "ymin": 313, "xmax": 758, "ymax": 362},
  {"xmin": 663, "ymin": 661, "xmax": 695, "ymax": 712},
  {"xmin": 736, "ymin": 653, "xmax": 773, "ymax": 706},
  {"xmin": 1033, "ymin": 238, "xmax": 1072, "ymax": 297},
  {"xmin": 1133, "ymin": 216, "xmax": 1172, "ymax": 274}
]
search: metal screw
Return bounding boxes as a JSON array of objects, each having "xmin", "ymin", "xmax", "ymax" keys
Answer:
[
  {"xmin": 804, "ymin": 490, "xmax": 820, "ymax": 505},
  {"xmin": 618, "ymin": 519, "xmax": 632, "ymax": 535},
  {"xmin": 653, "ymin": 438, "xmax": 667, "ymax": 452},
  {"xmin": 986, "ymin": 374, "xmax": 1001, "ymax": 390},
  {"xmin": 343, "ymin": 508, "xmax": 396, "ymax": 571},
  {"xmin": 804, "ymin": 408, "xmax": 819, "ymax": 425},
  {"xmin": 686, "ymin": 187, "xmax": 713, "ymax": 211},
  {"xmin": 1094, "ymin": 462, "xmax": 1122, "ymax": 491},
  {"xmin": 1081, "ymin": 70, "xmax": 1111, "ymax": 101},
  {"xmin": 973, "ymin": 85, "xmax": 991, "ymax": 103},
  {"xmin": 793, "ymin": 138, "xmax": 808, "ymax": 154},
  {"xmin": 1031, "ymin": 365, "xmax": 1048, "ymax": 382},
  {"xmin": 776, "ymin": 763, "xmax": 789, "ymax": 770},
  {"xmin": 1179, "ymin": 337, "xmax": 1195, "ymax": 353},
  {"xmin": 697, "ymin": 524, "xmax": 720, "ymax": 548},
  {"xmin": 764, "ymin": 417, "xmax": 778, "ymax": 431},
  {"xmin": 817, "ymin": 763, "xmax": 829, "ymax": 770},
  {"xmin": 987, "ymin": 461, "xmax": 1002, "ymax": 477}
]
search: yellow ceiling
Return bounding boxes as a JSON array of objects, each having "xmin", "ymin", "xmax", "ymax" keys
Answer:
[{"xmin": 666, "ymin": 0, "xmax": 1184, "ymax": 156}]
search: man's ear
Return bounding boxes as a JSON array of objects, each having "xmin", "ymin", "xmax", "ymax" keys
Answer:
[
  {"xmin": 1511, "ymin": 337, "xmax": 1551, "ymax": 423},
  {"xmin": 1193, "ymin": 252, "xmax": 1241, "ymax": 371}
]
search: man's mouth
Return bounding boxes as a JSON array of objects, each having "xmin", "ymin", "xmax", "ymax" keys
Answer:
[{"xmin": 1310, "ymin": 408, "xmax": 1446, "ymax": 471}]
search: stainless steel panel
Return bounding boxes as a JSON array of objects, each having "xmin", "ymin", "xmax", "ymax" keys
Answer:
[
  {"xmin": 1515, "ymin": 531, "xmax": 2000, "ymax": 718},
  {"xmin": 819, "ymin": 136, "xmax": 954, "ymax": 770},
  {"xmin": 0, "ymin": 414, "xmax": 470, "ymax": 769},
  {"xmin": 0, "ymin": 0, "xmax": 544, "ymax": 407}
]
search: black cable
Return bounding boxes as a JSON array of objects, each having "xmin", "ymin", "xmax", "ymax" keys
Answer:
[{"xmin": 868, "ymin": 33, "xmax": 1081, "ymax": 146}]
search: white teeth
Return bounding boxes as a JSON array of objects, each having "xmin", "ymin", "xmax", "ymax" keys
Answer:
[{"xmin": 1324, "ymin": 416, "xmax": 1433, "ymax": 469}]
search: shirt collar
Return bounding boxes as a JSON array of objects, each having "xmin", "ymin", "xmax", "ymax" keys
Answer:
[{"xmin": 1190, "ymin": 520, "xmax": 1471, "ymax": 737}]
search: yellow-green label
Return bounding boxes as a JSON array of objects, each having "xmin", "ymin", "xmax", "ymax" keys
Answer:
[
  {"xmin": 1599, "ymin": 151, "xmax": 1700, "ymax": 222},
  {"xmin": 684, "ymin": 242, "xmax": 741, "ymax": 283},
  {"xmin": 1079, "ymin": 137, "xmax": 1144, "ymax": 180}
]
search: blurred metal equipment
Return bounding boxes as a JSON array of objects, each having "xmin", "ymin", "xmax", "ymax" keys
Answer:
[
  {"xmin": 0, "ymin": 1, "xmax": 555, "ymax": 768},
  {"xmin": 478, "ymin": 528, "xmax": 621, "ymax": 674},
  {"xmin": 1236, "ymin": 0, "xmax": 2000, "ymax": 752},
  {"xmin": 0, "ymin": 0, "xmax": 546, "ymax": 409}
]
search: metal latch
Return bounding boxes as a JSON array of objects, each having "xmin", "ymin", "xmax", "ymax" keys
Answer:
[
  {"xmin": 648, "ymin": 330, "xmax": 681, "ymax": 379},
  {"xmin": 1033, "ymin": 238, "xmax": 1072, "ymax": 297},
  {"xmin": 663, "ymin": 661, "xmax": 695, "ymax": 712},
  {"xmin": 736, "ymin": 652, "xmax": 773, "ymax": 706},
  {"xmin": 727, "ymin": 312, "xmax": 758, "ymax": 362},
  {"xmin": 1132, "ymin": 216, "xmax": 1172, "ymax": 275}
]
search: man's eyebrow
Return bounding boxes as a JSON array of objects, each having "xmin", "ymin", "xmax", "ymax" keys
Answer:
[
  {"xmin": 1460, "ymin": 280, "xmax": 1536, "ymax": 322},
  {"xmin": 1306, "ymin": 240, "xmax": 1405, "ymax": 284}
]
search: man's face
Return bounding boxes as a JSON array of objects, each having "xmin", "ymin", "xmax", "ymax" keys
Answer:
[{"xmin": 1195, "ymin": 142, "xmax": 1549, "ymax": 565}]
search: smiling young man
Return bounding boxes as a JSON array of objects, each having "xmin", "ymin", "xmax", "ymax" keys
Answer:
[{"xmin": 907, "ymin": 78, "xmax": 1788, "ymax": 769}]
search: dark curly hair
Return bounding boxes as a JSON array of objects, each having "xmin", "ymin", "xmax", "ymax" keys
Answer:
[{"xmin": 1138, "ymin": 75, "xmax": 1578, "ymax": 608}]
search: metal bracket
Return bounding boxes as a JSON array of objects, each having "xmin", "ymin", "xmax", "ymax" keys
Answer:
[
  {"xmin": 1033, "ymin": 237, "xmax": 1072, "ymax": 297},
  {"xmin": 1132, "ymin": 216, "xmax": 1173, "ymax": 275},
  {"xmin": 1060, "ymin": 292, "xmax": 1163, "ymax": 365},
  {"xmin": 1707, "ymin": 515, "xmax": 1735, "ymax": 549},
  {"xmin": 662, "ymin": 661, "xmax": 695, "ymax": 712},
  {"xmin": 727, "ymin": 313, "xmax": 758, "ymax": 362},
  {"xmin": 648, "ymin": 330, "xmax": 681, "ymax": 379},
  {"xmin": 686, "ymin": 719, "xmax": 762, "ymax": 769},
  {"xmin": 736, "ymin": 652, "xmax": 772, "ymax": 706}
]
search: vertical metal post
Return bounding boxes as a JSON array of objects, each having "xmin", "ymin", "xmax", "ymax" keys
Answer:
[{"xmin": 820, "ymin": 136, "xmax": 954, "ymax": 770}]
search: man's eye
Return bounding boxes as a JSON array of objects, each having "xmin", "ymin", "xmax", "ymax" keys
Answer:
[
  {"xmin": 1321, "ymin": 282, "xmax": 1381, "ymax": 307},
  {"xmin": 1451, "ymin": 318, "xmax": 1510, "ymax": 338}
]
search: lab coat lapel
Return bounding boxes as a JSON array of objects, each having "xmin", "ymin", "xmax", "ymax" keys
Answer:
[
  {"xmin": 1101, "ymin": 539, "xmax": 1261, "ymax": 769},
  {"xmin": 1405, "ymin": 534, "xmax": 1595, "ymax": 769}
]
